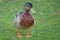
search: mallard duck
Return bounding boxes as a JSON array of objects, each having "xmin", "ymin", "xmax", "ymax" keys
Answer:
[{"xmin": 13, "ymin": 2, "xmax": 34, "ymax": 37}]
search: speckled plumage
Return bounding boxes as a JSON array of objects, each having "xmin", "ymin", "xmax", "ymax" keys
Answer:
[{"xmin": 13, "ymin": 11, "xmax": 34, "ymax": 30}]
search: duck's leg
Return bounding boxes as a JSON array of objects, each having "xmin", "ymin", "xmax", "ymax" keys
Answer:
[
  {"xmin": 17, "ymin": 29, "xmax": 22, "ymax": 37},
  {"xmin": 26, "ymin": 28, "xmax": 31, "ymax": 37}
]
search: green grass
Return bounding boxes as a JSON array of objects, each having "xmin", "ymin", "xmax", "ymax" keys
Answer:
[{"xmin": 0, "ymin": 0, "xmax": 60, "ymax": 40}]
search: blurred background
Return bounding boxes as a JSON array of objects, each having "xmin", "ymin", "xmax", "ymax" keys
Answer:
[{"xmin": 0, "ymin": 0, "xmax": 60, "ymax": 40}]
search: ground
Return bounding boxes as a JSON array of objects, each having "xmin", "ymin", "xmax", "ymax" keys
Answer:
[{"xmin": 0, "ymin": 0, "xmax": 60, "ymax": 40}]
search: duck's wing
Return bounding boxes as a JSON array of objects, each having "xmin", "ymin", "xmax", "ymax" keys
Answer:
[{"xmin": 13, "ymin": 12, "xmax": 20, "ymax": 23}]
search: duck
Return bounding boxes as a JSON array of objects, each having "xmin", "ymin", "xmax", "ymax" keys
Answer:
[{"xmin": 13, "ymin": 2, "xmax": 34, "ymax": 37}]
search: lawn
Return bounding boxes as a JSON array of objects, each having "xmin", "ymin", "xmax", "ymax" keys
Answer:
[{"xmin": 0, "ymin": 0, "xmax": 60, "ymax": 40}]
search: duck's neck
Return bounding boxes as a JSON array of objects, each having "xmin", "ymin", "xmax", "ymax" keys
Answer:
[{"xmin": 23, "ymin": 10, "xmax": 29, "ymax": 14}]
